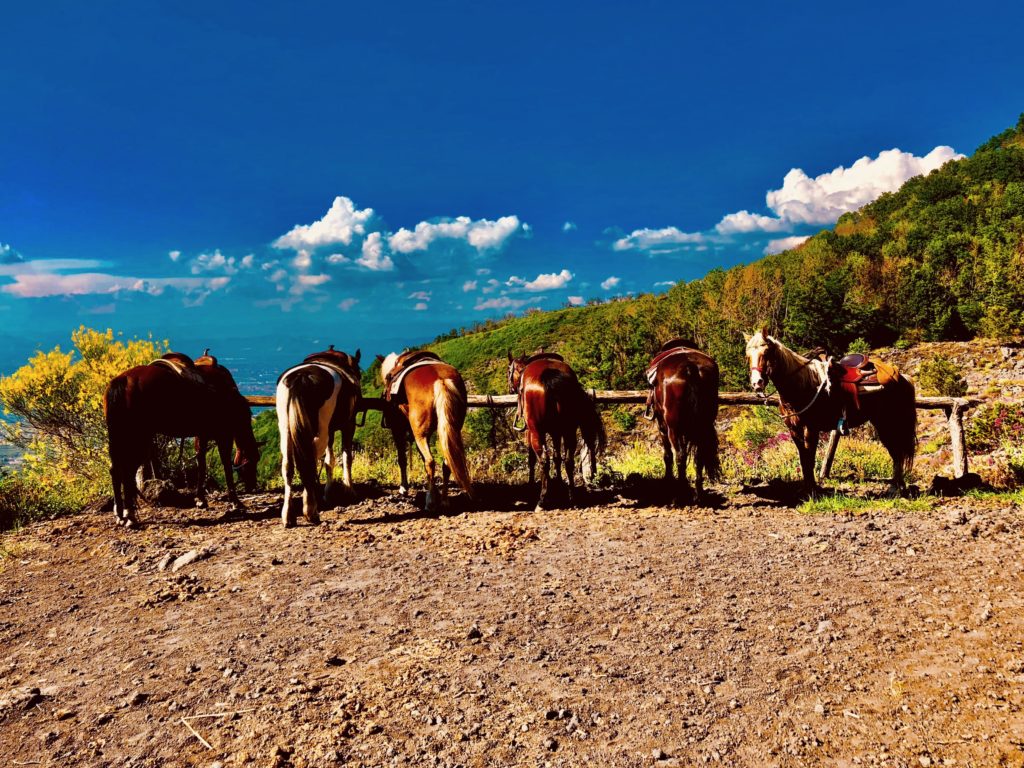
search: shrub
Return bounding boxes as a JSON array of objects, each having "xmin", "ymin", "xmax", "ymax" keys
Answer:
[
  {"xmin": 967, "ymin": 401, "xmax": 1024, "ymax": 452},
  {"xmin": 917, "ymin": 355, "xmax": 968, "ymax": 397},
  {"xmin": 848, "ymin": 337, "xmax": 871, "ymax": 354},
  {"xmin": 0, "ymin": 327, "xmax": 169, "ymax": 521}
]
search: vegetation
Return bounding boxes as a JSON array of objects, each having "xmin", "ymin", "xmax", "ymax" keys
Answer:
[
  {"xmin": 917, "ymin": 356, "xmax": 968, "ymax": 397},
  {"xmin": 0, "ymin": 328, "xmax": 168, "ymax": 526}
]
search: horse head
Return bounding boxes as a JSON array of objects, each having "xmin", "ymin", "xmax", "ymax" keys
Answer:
[
  {"xmin": 506, "ymin": 350, "xmax": 527, "ymax": 394},
  {"xmin": 743, "ymin": 327, "xmax": 775, "ymax": 395}
]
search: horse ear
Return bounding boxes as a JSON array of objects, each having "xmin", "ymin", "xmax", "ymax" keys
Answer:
[
  {"xmin": 375, "ymin": 354, "xmax": 384, "ymax": 364},
  {"xmin": 507, "ymin": 349, "xmax": 513, "ymax": 362},
  {"xmin": 354, "ymin": 348, "xmax": 361, "ymax": 363},
  {"xmin": 759, "ymin": 326, "xmax": 770, "ymax": 341},
  {"xmin": 742, "ymin": 332, "xmax": 751, "ymax": 343}
]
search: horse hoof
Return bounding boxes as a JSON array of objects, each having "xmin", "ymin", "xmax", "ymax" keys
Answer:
[
  {"xmin": 195, "ymin": 499, "xmax": 207, "ymax": 510},
  {"xmin": 398, "ymin": 485, "xmax": 409, "ymax": 497},
  {"xmin": 283, "ymin": 518, "xmax": 296, "ymax": 529},
  {"xmin": 306, "ymin": 515, "xmax": 321, "ymax": 526}
]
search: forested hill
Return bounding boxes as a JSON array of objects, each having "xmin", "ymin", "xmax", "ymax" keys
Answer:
[{"xmin": 417, "ymin": 115, "xmax": 1024, "ymax": 394}]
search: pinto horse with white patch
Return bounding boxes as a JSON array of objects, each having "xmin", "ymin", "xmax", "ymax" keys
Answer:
[
  {"xmin": 744, "ymin": 328, "xmax": 916, "ymax": 497},
  {"xmin": 275, "ymin": 346, "xmax": 361, "ymax": 527},
  {"xmin": 379, "ymin": 350, "xmax": 473, "ymax": 512},
  {"xmin": 104, "ymin": 352, "xmax": 260, "ymax": 528}
]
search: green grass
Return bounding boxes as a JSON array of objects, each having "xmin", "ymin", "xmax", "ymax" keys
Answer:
[
  {"xmin": 963, "ymin": 488, "xmax": 1024, "ymax": 504},
  {"xmin": 798, "ymin": 494, "xmax": 934, "ymax": 515}
]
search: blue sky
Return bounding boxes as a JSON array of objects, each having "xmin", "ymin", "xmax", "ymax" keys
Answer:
[{"xmin": 2, "ymin": 1, "xmax": 1023, "ymax": 383}]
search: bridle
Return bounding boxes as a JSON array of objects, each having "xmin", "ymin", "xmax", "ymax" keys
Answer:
[{"xmin": 750, "ymin": 341, "xmax": 827, "ymax": 418}]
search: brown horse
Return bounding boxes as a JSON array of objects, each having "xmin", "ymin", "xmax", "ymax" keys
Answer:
[
  {"xmin": 379, "ymin": 350, "xmax": 473, "ymax": 512},
  {"xmin": 104, "ymin": 352, "xmax": 260, "ymax": 528},
  {"xmin": 275, "ymin": 346, "xmax": 362, "ymax": 527},
  {"xmin": 744, "ymin": 328, "xmax": 916, "ymax": 497},
  {"xmin": 507, "ymin": 352, "xmax": 606, "ymax": 512},
  {"xmin": 645, "ymin": 339, "xmax": 720, "ymax": 505}
]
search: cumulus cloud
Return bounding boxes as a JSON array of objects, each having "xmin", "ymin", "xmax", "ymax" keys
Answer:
[
  {"xmin": 510, "ymin": 269, "xmax": 572, "ymax": 292},
  {"xmin": 474, "ymin": 296, "xmax": 531, "ymax": 311},
  {"xmin": 462, "ymin": 280, "xmax": 477, "ymax": 292},
  {"xmin": 601, "ymin": 276, "xmax": 621, "ymax": 291},
  {"xmin": 616, "ymin": 144, "xmax": 963, "ymax": 251},
  {"xmin": 388, "ymin": 215, "xmax": 522, "ymax": 254},
  {"xmin": 765, "ymin": 145, "xmax": 961, "ymax": 226},
  {"xmin": 764, "ymin": 235, "xmax": 810, "ymax": 255},
  {"xmin": 613, "ymin": 227, "xmax": 705, "ymax": 252},
  {"xmin": 413, "ymin": 302, "xmax": 428, "ymax": 311},
  {"xmin": 408, "ymin": 290, "xmax": 431, "ymax": 301},
  {"xmin": 355, "ymin": 231, "xmax": 394, "ymax": 271},
  {"xmin": 567, "ymin": 295, "xmax": 584, "ymax": 306},
  {"xmin": 288, "ymin": 273, "xmax": 331, "ymax": 296},
  {"xmin": 189, "ymin": 249, "xmax": 254, "ymax": 275},
  {"xmin": 273, "ymin": 196, "xmax": 374, "ymax": 252},
  {"xmin": 562, "ymin": 221, "xmax": 577, "ymax": 232},
  {"xmin": 168, "ymin": 249, "xmax": 181, "ymax": 262},
  {"xmin": 338, "ymin": 298, "xmax": 358, "ymax": 311}
]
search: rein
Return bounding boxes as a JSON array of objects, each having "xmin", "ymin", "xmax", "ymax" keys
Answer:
[{"xmin": 773, "ymin": 361, "xmax": 830, "ymax": 419}]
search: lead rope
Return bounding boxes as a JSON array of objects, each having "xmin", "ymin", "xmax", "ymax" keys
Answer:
[
  {"xmin": 778, "ymin": 365, "xmax": 830, "ymax": 419},
  {"xmin": 511, "ymin": 389, "xmax": 527, "ymax": 432}
]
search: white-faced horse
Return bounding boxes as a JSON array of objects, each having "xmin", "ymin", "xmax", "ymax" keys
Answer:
[
  {"xmin": 744, "ymin": 328, "xmax": 916, "ymax": 497},
  {"xmin": 275, "ymin": 346, "xmax": 361, "ymax": 527}
]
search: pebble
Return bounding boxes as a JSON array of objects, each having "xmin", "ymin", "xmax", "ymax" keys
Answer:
[
  {"xmin": 157, "ymin": 553, "xmax": 174, "ymax": 571},
  {"xmin": 171, "ymin": 549, "xmax": 205, "ymax": 573},
  {"xmin": 652, "ymin": 748, "xmax": 668, "ymax": 760},
  {"xmin": 466, "ymin": 624, "xmax": 483, "ymax": 640},
  {"xmin": 544, "ymin": 737, "xmax": 558, "ymax": 751}
]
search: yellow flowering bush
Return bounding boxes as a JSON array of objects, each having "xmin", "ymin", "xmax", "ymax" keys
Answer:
[{"xmin": 0, "ymin": 327, "xmax": 168, "ymax": 521}]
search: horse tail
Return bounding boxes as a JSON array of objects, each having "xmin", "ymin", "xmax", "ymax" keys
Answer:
[
  {"xmin": 877, "ymin": 374, "xmax": 917, "ymax": 479},
  {"xmin": 434, "ymin": 377, "xmax": 474, "ymax": 499},
  {"xmin": 278, "ymin": 368, "xmax": 326, "ymax": 494},
  {"xmin": 104, "ymin": 375, "xmax": 129, "ymax": 454},
  {"xmin": 576, "ymin": 384, "xmax": 606, "ymax": 483},
  {"xmin": 691, "ymin": 360, "xmax": 721, "ymax": 483}
]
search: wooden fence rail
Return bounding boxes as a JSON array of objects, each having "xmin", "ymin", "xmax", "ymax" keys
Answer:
[{"xmin": 244, "ymin": 392, "xmax": 982, "ymax": 480}]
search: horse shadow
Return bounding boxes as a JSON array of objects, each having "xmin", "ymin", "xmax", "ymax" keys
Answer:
[{"xmin": 614, "ymin": 476, "xmax": 729, "ymax": 510}]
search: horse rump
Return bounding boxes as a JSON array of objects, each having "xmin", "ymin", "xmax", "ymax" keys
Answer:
[
  {"xmin": 872, "ymin": 374, "xmax": 917, "ymax": 480},
  {"xmin": 278, "ymin": 367, "xmax": 333, "ymax": 494}
]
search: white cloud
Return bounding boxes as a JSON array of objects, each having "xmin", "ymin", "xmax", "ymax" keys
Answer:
[
  {"xmin": 764, "ymin": 235, "xmax": 811, "ymax": 255},
  {"xmin": 562, "ymin": 221, "xmax": 577, "ymax": 232},
  {"xmin": 506, "ymin": 269, "xmax": 573, "ymax": 292},
  {"xmin": 189, "ymin": 249, "xmax": 254, "ymax": 275},
  {"xmin": 474, "ymin": 296, "xmax": 530, "ymax": 311},
  {"xmin": 654, "ymin": 280, "xmax": 676, "ymax": 287},
  {"xmin": 273, "ymin": 196, "xmax": 374, "ymax": 252},
  {"xmin": 764, "ymin": 146, "xmax": 961, "ymax": 226},
  {"xmin": 168, "ymin": 249, "xmax": 181, "ymax": 262},
  {"xmin": 408, "ymin": 290, "xmax": 431, "ymax": 301},
  {"xmin": 715, "ymin": 211, "xmax": 787, "ymax": 235},
  {"xmin": 0, "ymin": 258, "xmax": 106, "ymax": 276},
  {"xmin": 388, "ymin": 215, "xmax": 522, "ymax": 254},
  {"xmin": 355, "ymin": 232, "xmax": 394, "ymax": 271},
  {"xmin": 601, "ymin": 276, "xmax": 621, "ymax": 291},
  {"xmin": 567, "ymin": 295, "xmax": 584, "ymax": 306},
  {"xmin": 462, "ymin": 280, "xmax": 477, "ymax": 292},
  {"xmin": 326, "ymin": 253, "xmax": 349, "ymax": 265},
  {"xmin": 338, "ymin": 298, "xmax": 358, "ymax": 311},
  {"xmin": 413, "ymin": 302, "xmax": 428, "ymax": 311},
  {"xmin": 613, "ymin": 227, "xmax": 705, "ymax": 252},
  {"xmin": 288, "ymin": 273, "xmax": 331, "ymax": 296},
  {"xmin": 2, "ymin": 273, "xmax": 228, "ymax": 299}
]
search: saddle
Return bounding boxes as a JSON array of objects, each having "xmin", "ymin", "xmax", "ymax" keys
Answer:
[
  {"xmin": 384, "ymin": 350, "xmax": 443, "ymax": 400},
  {"xmin": 152, "ymin": 352, "xmax": 209, "ymax": 389},
  {"xmin": 304, "ymin": 347, "xmax": 361, "ymax": 388},
  {"xmin": 832, "ymin": 354, "xmax": 900, "ymax": 412},
  {"xmin": 645, "ymin": 344, "xmax": 697, "ymax": 385},
  {"xmin": 523, "ymin": 352, "xmax": 564, "ymax": 366}
]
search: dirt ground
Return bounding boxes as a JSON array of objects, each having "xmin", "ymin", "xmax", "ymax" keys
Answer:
[{"xmin": 1, "ymin": 482, "xmax": 1023, "ymax": 768}]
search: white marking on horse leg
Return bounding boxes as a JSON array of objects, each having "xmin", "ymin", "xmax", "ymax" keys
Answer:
[
  {"xmin": 323, "ymin": 433, "xmax": 335, "ymax": 502},
  {"xmin": 341, "ymin": 449, "xmax": 352, "ymax": 491}
]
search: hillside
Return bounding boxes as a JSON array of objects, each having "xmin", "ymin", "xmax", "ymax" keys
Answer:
[{"xmin": 426, "ymin": 115, "xmax": 1024, "ymax": 392}]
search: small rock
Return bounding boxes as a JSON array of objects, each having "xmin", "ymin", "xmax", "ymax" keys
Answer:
[
  {"xmin": 466, "ymin": 624, "xmax": 483, "ymax": 640},
  {"xmin": 325, "ymin": 656, "xmax": 347, "ymax": 667},
  {"xmin": 652, "ymin": 748, "xmax": 668, "ymax": 760},
  {"xmin": 55, "ymin": 708, "xmax": 76, "ymax": 720},
  {"xmin": 815, "ymin": 620, "xmax": 833, "ymax": 635},
  {"xmin": 919, "ymin": 757, "xmax": 932, "ymax": 767},
  {"xmin": 157, "ymin": 554, "xmax": 174, "ymax": 571},
  {"xmin": 172, "ymin": 549, "xmax": 208, "ymax": 573},
  {"xmin": 544, "ymin": 737, "xmax": 558, "ymax": 751},
  {"xmin": 814, "ymin": 702, "xmax": 826, "ymax": 715},
  {"xmin": 728, "ymin": 699, "xmax": 741, "ymax": 710}
]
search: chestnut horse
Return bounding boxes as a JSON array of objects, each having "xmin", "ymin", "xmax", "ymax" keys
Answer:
[
  {"xmin": 275, "ymin": 346, "xmax": 361, "ymax": 527},
  {"xmin": 645, "ymin": 339, "xmax": 720, "ymax": 505},
  {"xmin": 507, "ymin": 352, "xmax": 606, "ymax": 512},
  {"xmin": 744, "ymin": 328, "xmax": 916, "ymax": 497},
  {"xmin": 379, "ymin": 350, "xmax": 473, "ymax": 512},
  {"xmin": 104, "ymin": 352, "xmax": 260, "ymax": 528}
]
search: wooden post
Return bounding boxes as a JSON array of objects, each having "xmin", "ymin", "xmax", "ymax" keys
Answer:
[
  {"xmin": 948, "ymin": 398, "xmax": 969, "ymax": 479},
  {"xmin": 819, "ymin": 430, "xmax": 841, "ymax": 481}
]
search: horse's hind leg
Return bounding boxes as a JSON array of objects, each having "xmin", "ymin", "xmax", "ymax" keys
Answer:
[
  {"xmin": 661, "ymin": 427, "xmax": 674, "ymax": 481},
  {"xmin": 340, "ymin": 423, "xmax": 356, "ymax": 499},
  {"xmin": 195, "ymin": 436, "xmax": 209, "ymax": 509},
  {"xmin": 668, "ymin": 427, "xmax": 692, "ymax": 506},
  {"xmin": 280, "ymin": 443, "xmax": 296, "ymax": 527},
  {"xmin": 392, "ymin": 427, "xmax": 410, "ymax": 497},
  {"xmin": 530, "ymin": 430, "xmax": 549, "ymax": 512},
  {"xmin": 413, "ymin": 430, "xmax": 439, "ymax": 513},
  {"xmin": 217, "ymin": 437, "xmax": 243, "ymax": 516},
  {"xmin": 528, "ymin": 446, "xmax": 536, "ymax": 486},
  {"xmin": 322, "ymin": 430, "xmax": 336, "ymax": 508},
  {"xmin": 563, "ymin": 431, "xmax": 576, "ymax": 506}
]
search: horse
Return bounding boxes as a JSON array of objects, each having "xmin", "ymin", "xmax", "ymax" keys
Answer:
[
  {"xmin": 275, "ymin": 346, "xmax": 362, "ymax": 527},
  {"xmin": 645, "ymin": 339, "xmax": 720, "ymax": 505},
  {"xmin": 743, "ymin": 328, "xmax": 916, "ymax": 497},
  {"xmin": 104, "ymin": 352, "xmax": 260, "ymax": 528},
  {"xmin": 507, "ymin": 352, "xmax": 606, "ymax": 512},
  {"xmin": 379, "ymin": 350, "xmax": 473, "ymax": 513}
]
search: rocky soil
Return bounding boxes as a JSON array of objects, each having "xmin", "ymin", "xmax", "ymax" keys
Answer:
[{"xmin": 1, "ymin": 484, "xmax": 1023, "ymax": 768}]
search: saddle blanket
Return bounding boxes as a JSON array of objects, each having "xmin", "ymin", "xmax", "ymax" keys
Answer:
[
  {"xmin": 389, "ymin": 359, "xmax": 442, "ymax": 396},
  {"xmin": 645, "ymin": 347, "xmax": 695, "ymax": 385}
]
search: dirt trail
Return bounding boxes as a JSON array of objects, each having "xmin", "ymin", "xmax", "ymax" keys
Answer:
[{"xmin": 1, "ymin": 485, "xmax": 1023, "ymax": 768}]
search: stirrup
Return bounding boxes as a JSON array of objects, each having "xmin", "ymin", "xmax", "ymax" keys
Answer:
[{"xmin": 837, "ymin": 416, "xmax": 849, "ymax": 436}]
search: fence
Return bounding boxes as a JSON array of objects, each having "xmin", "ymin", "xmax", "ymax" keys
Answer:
[{"xmin": 244, "ymin": 392, "xmax": 981, "ymax": 480}]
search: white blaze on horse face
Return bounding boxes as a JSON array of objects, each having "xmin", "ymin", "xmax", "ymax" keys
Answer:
[{"xmin": 745, "ymin": 333, "xmax": 769, "ymax": 392}]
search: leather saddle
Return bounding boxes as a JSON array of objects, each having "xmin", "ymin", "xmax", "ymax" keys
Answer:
[
  {"xmin": 383, "ymin": 350, "xmax": 442, "ymax": 400},
  {"xmin": 523, "ymin": 352, "xmax": 564, "ymax": 365}
]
